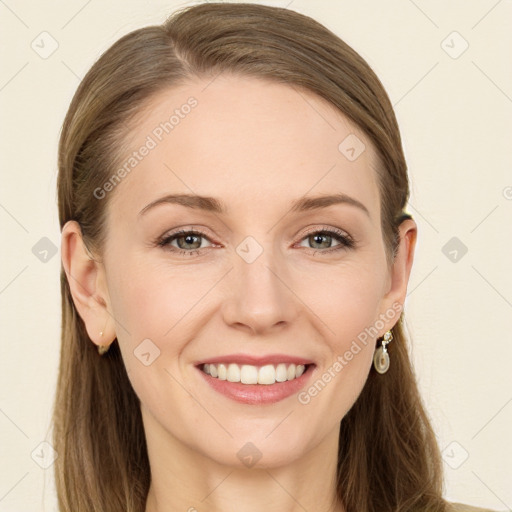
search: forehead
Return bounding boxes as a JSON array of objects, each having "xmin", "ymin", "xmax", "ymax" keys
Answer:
[{"xmin": 107, "ymin": 74, "xmax": 381, "ymax": 224}]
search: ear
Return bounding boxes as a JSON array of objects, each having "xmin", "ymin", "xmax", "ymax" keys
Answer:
[
  {"xmin": 60, "ymin": 220, "xmax": 116, "ymax": 349},
  {"xmin": 378, "ymin": 218, "xmax": 417, "ymax": 333}
]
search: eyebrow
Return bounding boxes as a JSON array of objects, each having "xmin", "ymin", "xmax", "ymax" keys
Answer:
[{"xmin": 138, "ymin": 192, "xmax": 370, "ymax": 218}]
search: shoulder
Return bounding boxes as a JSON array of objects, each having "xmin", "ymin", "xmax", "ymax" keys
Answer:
[{"xmin": 447, "ymin": 502, "xmax": 504, "ymax": 512}]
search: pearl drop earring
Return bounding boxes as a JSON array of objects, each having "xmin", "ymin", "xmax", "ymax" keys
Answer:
[{"xmin": 373, "ymin": 330, "xmax": 393, "ymax": 374}]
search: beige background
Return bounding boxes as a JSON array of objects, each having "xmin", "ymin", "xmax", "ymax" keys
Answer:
[{"xmin": 1, "ymin": 0, "xmax": 511, "ymax": 510}]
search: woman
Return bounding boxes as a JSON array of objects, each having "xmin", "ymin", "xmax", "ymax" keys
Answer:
[{"xmin": 54, "ymin": 3, "xmax": 496, "ymax": 511}]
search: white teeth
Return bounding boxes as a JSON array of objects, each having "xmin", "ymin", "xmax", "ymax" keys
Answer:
[
  {"xmin": 217, "ymin": 363, "xmax": 227, "ymax": 380},
  {"xmin": 275, "ymin": 363, "xmax": 288, "ymax": 382},
  {"xmin": 226, "ymin": 363, "xmax": 240, "ymax": 382},
  {"xmin": 258, "ymin": 365, "xmax": 275, "ymax": 384},
  {"xmin": 240, "ymin": 365, "xmax": 258, "ymax": 384},
  {"xmin": 202, "ymin": 362, "xmax": 309, "ymax": 385},
  {"xmin": 287, "ymin": 364, "xmax": 296, "ymax": 380}
]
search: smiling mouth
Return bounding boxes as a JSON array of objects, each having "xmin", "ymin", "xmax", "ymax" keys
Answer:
[{"xmin": 199, "ymin": 362, "xmax": 314, "ymax": 385}]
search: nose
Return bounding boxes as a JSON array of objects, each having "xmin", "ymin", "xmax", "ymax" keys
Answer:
[{"xmin": 221, "ymin": 243, "xmax": 300, "ymax": 335}]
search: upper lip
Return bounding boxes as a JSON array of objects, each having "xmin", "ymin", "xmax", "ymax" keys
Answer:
[{"xmin": 195, "ymin": 354, "xmax": 315, "ymax": 367}]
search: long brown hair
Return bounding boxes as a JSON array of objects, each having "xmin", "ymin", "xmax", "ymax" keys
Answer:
[{"xmin": 54, "ymin": 3, "xmax": 447, "ymax": 511}]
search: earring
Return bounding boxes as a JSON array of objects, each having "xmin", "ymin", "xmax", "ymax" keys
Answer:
[
  {"xmin": 97, "ymin": 329, "xmax": 111, "ymax": 356},
  {"xmin": 373, "ymin": 330, "xmax": 393, "ymax": 374}
]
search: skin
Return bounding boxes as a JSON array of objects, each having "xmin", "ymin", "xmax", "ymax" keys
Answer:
[{"xmin": 61, "ymin": 74, "xmax": 417, "ymax": 512}]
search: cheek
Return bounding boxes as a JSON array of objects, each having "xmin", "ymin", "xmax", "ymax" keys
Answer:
[
  {"xmin": 300, "ymin": 261, "xmax": 386, "ymax": 344},
  {"xmin": 105, "ymin": 261, "xmax": 193, "ymax": 417},
  {"xmin": 296, "ymin": 262, "xmax": 384, "ymax": 399},
  {"xmin": 107, "ymin": 257, "xmax": 204, "ymax": 342},
  {"xmin": 106, "ymin": 256, "xmax": 227, "ymax": 388}
]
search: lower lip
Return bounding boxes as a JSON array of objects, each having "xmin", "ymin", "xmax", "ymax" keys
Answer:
[{"xmin": 196, "ymin": 365, "xmax": 315, "ymax": 405}]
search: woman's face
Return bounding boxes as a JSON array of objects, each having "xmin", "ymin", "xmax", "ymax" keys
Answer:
[{"xmin": 94, "ymin": 75, "xmax": 412, "ymax": 467}]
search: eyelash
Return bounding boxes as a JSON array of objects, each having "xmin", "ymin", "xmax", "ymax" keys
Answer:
[{"xmin": 155, "ymin": 226, "xmax": 355, "ymax": 257}]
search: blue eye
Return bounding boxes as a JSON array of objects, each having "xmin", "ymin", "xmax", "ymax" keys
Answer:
[
  {"xmin": 298, "ymin": 228, "xmax": 354, "ymax": 252},
  {"xmin": 156, "ymin": 226, "xmax": 355, "ymax": 257},
  {"xmin": 157, "ymin": 229, "xmax": 213, "ymax": 256}
]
